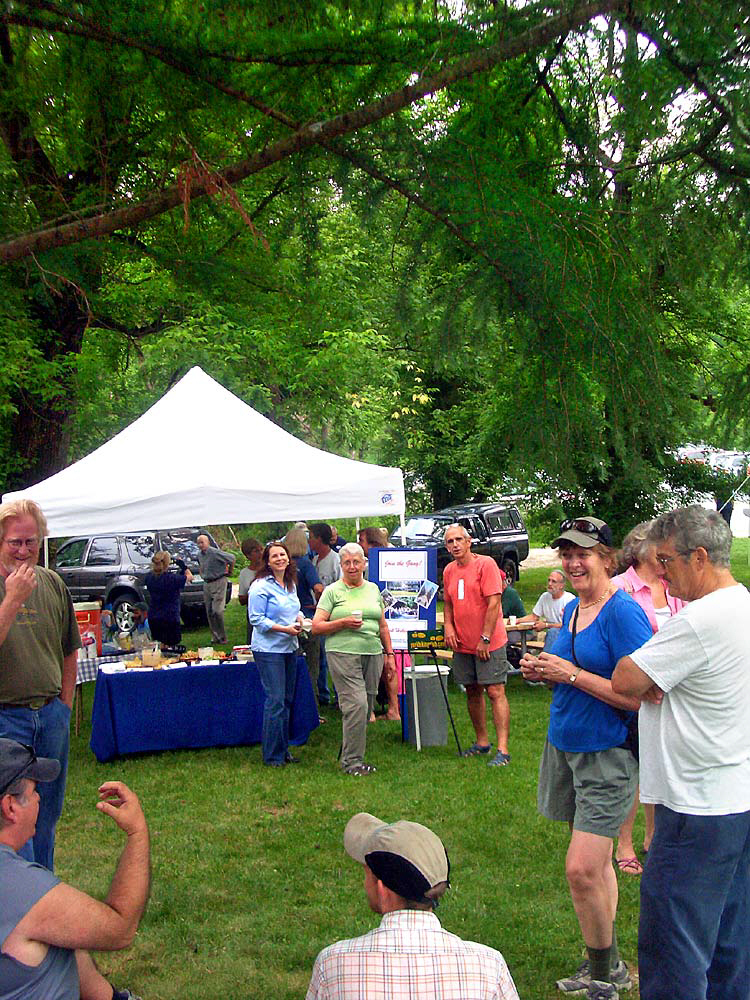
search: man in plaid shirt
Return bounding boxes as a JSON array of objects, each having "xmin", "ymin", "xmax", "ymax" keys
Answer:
[{"xmin": 306, "ymin": 812, "xmax": 519, "ymax": 1000}]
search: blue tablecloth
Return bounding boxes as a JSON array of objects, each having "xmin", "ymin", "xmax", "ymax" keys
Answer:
[{"xmin": 90, "ymin": 657, "xmax": 318, "ymax": 762}]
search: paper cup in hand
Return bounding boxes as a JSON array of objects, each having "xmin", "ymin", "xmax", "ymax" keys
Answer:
[
  {"xmin": 352, "ymin": 610, "xmax": 363, "ymax": 622},
  {"xmin": 509, "ymin": 615, "xmax": 517, "ymax": 626}
]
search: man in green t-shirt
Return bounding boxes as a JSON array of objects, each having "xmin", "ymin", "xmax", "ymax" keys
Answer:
[{"xmin": 0, "ymin": 500, "xmax": 81, "ymax": 871}]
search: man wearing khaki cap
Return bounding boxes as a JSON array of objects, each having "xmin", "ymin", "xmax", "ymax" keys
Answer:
[{"xmin": 306, "ymin": 812, "xmax": 519, "ymax": 999}]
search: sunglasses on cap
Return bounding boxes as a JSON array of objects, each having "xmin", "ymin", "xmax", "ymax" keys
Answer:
[
  {"xmin": 559, "ymin": 518, "xmax": 611, "ymax": 543},
  {"xmin": 0, "ymin": 743, "xmax": 35, "ymax": 798}
]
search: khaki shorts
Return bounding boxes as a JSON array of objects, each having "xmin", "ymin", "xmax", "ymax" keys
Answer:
[
  {"xmin": 451, "ymin": 646, "xmax": 509, "ymax": 686},
  {"xmin": 537, "ymin": 739, "xmax": 638, "ymax": 839}
]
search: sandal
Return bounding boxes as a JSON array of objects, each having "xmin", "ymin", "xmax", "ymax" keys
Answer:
[
  {"xmin": 487, "ymin": 751, "xmax": 511, "ymax": 767},
  {"xmin": 615, "ymin": 855, "xmax": 643, "ymax": 876},
  {"xmin": 345, "ymin": 763, "xmax": 377, "ymax": 776},
  {"xmin": 461, "ymin": 742, "xmax": 492, "ymax": 757}
]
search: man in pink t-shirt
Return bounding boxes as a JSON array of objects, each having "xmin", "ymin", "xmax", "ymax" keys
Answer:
[{"xmin": 443, "ymin": 524, "xmax": 511, "ymax": 766}]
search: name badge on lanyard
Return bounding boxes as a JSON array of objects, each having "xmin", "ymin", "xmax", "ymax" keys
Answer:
[{"xmin": 458, "ymin": 579, "xmax": 465, "ymax": 600}]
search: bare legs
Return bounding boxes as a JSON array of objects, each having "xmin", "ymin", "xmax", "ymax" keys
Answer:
[
  {"xmin": 465, "ymin": 683, "xmax": 509, "ymax": 753},
  {"xmin": 616, "ymin": 787, "xmax": 654, "ymax": 870},
  {"xmin": 566, "ymin": 830, "xmax": 618, "ymax": 949}
]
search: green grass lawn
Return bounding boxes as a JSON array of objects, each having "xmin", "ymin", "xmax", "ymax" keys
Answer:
[{"xmin": 61, "ymin": 543, "xmax": 750, "ymax": 1000}]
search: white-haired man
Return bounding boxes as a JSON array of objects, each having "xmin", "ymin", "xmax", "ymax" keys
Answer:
[
  {"xmin": 306, "ymin": 811, "xmax": 519, "ymax": 1000},
  {"xmin": 519, "ymin": 569, "xmax": 576, "ymax": 650},
  {"xmin": 612, "ymin": 506, "xmax": 750, "ymax": 1000},
  {"xmin": 0, "ymin": 737, "xmax": 149, "ymax": 1000},
  {"xmin": 196, "ymin": 534, "xmax": 235, "ymax": 644},
  {"xmin": 0, "ymin": 499, "xmax": 81, "ymax": 870},
  {"xmin": 443, "ymin": 523, "xmax": 511, "ymax": 766}
]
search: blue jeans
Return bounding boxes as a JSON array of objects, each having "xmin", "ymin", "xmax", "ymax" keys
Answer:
[
  {"xmin": 0, "ymin": 698, "xmax": 71, "ymax": 871},
  {"xmin": 543, "ymin": 626, "xmax": 561, "ymax": 652},
  {"xmin": 254, "ymin": 652, "xmax": 297, "ymax": 764},
  {"xmin": 639, "ymin": 804, "xmax": 750, "ymax": 1000},
  {"xmin": 317, "ymin": 640, "xmax": 330, "ymax": 703}
]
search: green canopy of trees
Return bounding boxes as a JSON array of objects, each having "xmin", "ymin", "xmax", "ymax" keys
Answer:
[{"xmin": 1, "ymin": 1, "xmax": 749, "ymax": 536}]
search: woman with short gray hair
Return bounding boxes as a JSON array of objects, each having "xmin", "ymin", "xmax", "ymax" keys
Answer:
[
  {"xmin": 312, "ymin": 543, "xmax": 395, "ymax": 775},
  {"xmin": 610, "ymin": 521, "xmax": 686, "ymax": 875}
]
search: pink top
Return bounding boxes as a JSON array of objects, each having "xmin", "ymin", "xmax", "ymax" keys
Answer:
[{"xmin": 611, "ymin": 564, "xmax": 686, "ymax": 634}]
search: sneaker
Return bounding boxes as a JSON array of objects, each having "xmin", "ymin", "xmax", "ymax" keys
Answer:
[
  {"xmin": 557, "ymin": 960, "xmax": 632, "ymax": 994},
  {"xmin": 587, "ymin": 982, "xmax": 618, "ymax": 1000},
  {"xmin": 113, "ymin": 990, "xmax": 143, "ymax": 1000},
  {"xmin": 461, "ymin": 742, "xmax": 492, "ymax": 757},
  {"xmin": 487, "ymin": 751, "xmax": 511, "ymax": 767}
]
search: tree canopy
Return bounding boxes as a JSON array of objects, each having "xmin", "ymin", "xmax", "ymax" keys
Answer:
[{"xmin": 1, "ymin": 1, "xmax": 749, "ymax": 536}]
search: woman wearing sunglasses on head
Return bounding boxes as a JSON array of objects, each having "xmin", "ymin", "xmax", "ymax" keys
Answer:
[{"xmin": 520, "ymin": 517, "xmax": 652, "ymax": 1000}]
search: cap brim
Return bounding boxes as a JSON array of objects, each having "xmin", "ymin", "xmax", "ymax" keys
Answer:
[
  {"xmin": 28, "ymin": 757, "xmax": 61, "ymax": 783},
  {"xmin": 551, "ymin": 529, "xmax": 601, "ymax": 549},
  {"xmin": 344, "ymin": 812, "xmax": 385, "ymax": 864}
]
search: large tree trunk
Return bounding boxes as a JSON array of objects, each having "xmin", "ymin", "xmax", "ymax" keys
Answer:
[{"xmin": 7, "ymin": 286, "xmax": 87, "ymax": 491}]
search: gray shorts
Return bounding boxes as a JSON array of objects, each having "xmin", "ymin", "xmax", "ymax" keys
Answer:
[
  {"xmin": 451, "ymin": 646, "xmax": 509, "ymax": 686},
  {"xmin": 537, "ymin": 740, "xmax": 638, "ymax": 838}
]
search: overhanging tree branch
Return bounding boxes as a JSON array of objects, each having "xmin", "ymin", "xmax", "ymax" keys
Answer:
[{"xmin": 0, "ymin": 0, "xmax": 625, "ymax": 264}]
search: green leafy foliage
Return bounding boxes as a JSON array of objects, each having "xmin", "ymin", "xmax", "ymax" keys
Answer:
[{"xmin": 1, "ymin": 1, "xmax": 750, "ymax": 523}]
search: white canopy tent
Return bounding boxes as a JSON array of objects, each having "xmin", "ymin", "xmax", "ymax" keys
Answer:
[{"xmin": 3, "ymin": 366, "xmax": 406, "ymax": 538}]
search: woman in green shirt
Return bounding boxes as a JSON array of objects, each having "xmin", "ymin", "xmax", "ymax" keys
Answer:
[{"xmin": 312, "ymin": 543, "xmax": 395, "ymax": 776}]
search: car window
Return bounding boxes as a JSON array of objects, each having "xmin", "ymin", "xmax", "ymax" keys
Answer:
[
  {"xmin": 125, "ymin": 534, "xmax": 156, "ymax": 563},
  {"xmin": 403, "ymin": 518, "xmax": 451, "ymax": 539},
  {"xmin": 55, "ymin": 539, "xmax": 87, "ymax": 568},
  {"xmin": 160, "ymin": 530, "xmax": 203, "ymax": 566},
  {"xmin": 85, "ymin": 537, "xmax": 120, "ymax": 566},
  {"xmin": 487, "ymin": 510, "xmax": 514, "ymax": 532},
  {"xmin": 470, "ymin": 517, "xmax": 488, "ymax": 541},
  {"xmin": 457, "ymin": 517, "xmax": 477, "ymax": 539}
]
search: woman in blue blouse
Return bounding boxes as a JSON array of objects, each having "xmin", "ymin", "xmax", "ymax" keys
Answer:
[
  {"xmin": 520, "ymin": 517, "xmax": 652, "ymax": 998},
  {"xmin": 248, "ymin": 542, "xmax": 303, "ymax": 767}
]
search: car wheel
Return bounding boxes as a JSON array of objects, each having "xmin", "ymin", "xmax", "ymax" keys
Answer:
[
  {"xmin": 112, "ymin": 593, "xmax": 139, "ymax": 633},
  {"xmin": 501, "ymin": 557, "xmax": 518, "ymax": 586}
]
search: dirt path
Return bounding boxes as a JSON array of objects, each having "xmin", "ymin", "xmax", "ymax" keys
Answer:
[{"xmin": 521, "ymin": 547, "xmax": 562, "ymax": 569}]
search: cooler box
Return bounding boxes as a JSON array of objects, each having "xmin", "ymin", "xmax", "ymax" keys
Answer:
[{"xmin": 74, "ymin": 602, "xmax": 102, "ymax": 657}]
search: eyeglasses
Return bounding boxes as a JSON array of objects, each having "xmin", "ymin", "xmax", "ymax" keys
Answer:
[
  {"xmin": 656, "ymin": 551, "xmax": 692, "ymax": 567},
  {"xmin": 0, "ymin": 744, "xmax": 35, "ymax": 797},
  {"xmin": 4, "ymin": 537, "xmax": 39, "ymax": 551}
]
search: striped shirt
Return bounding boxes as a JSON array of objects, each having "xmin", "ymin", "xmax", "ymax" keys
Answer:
[{"xmin": 306, "ymin": 909, "xmax": 519, "ymax": 1000}]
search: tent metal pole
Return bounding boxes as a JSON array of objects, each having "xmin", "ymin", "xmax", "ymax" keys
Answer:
[
  {"xmin": 399, "ymin": 513, "xmax": 406, "ymax": 545},
  {"xmin": 355, "ymin": 517, "xmax": 360, "ymax": 533}
]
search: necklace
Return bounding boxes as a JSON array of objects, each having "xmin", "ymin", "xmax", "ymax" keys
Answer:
[{"xmin": 579, "ymin": 586, "xmax": 612, "ymax": 610}]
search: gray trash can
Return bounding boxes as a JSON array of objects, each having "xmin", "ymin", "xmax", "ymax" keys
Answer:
[{"xmin": 404, "ymin": 666, "xmax": 449, "ymax": 747}]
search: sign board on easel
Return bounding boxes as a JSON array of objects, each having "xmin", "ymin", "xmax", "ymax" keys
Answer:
[{"xmin": 368, "ymin": 547, "xmax": 438, "ymax": 651}]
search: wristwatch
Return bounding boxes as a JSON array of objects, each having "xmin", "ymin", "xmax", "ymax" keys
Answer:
[
  {"xmin": 569, "ymin": 667, "xmax": 582, "ymax": 684},
  {"xmin": 481, "ymin": 635, "xmax": 491, "ymax": 644}
]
